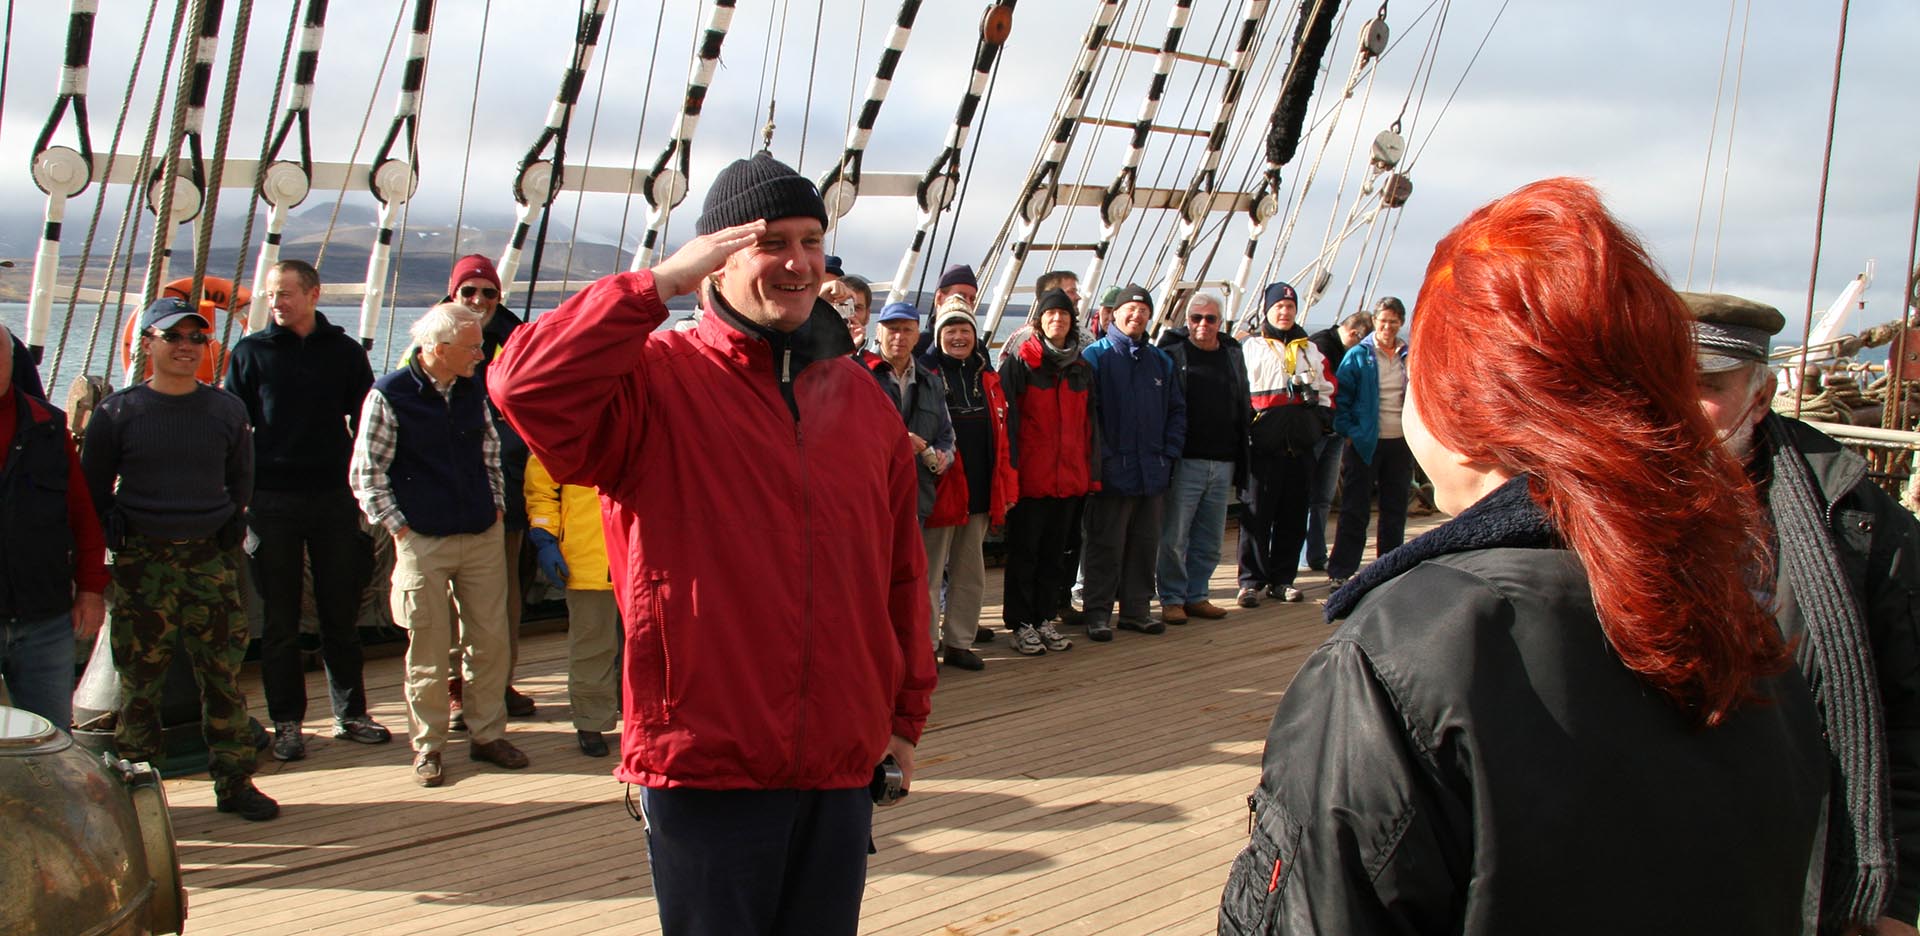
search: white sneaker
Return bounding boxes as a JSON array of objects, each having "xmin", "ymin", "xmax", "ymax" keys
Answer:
[
  {"xmin": 1036, "ymin": 622, "xmax": 1074, "ymax": 652},
  {"xmin": 1011, "ymin": 624, "xmax": 1047, "ymax": 656},
  {"xmin": 1281, "ymin": 586, "xmax": 1304, "ymax": 603}
]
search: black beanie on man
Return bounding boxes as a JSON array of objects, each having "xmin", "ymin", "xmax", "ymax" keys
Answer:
[
  {"xmin": 1030, "ymin": 287, "xmax": 1078, "ymax": 329},
  {"xmin": 696, "ymin": 150, "xmax": 830, "ymax": 235}
]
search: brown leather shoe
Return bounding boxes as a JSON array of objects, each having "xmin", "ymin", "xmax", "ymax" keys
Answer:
[
  {"xmin": 469, "ymin": 738, "xmax": 530, "ymax": 770},
  {"xmin": 1184, "ymin": 600, "xmax": 1230, "ymax": 620},
  {"xmin": 1161, "ymin": 604, "xmax": 1188, "ymax": 625},
  {"xmin": 413, "ymin": 752, "xmax": 444, "ymax": 788}
]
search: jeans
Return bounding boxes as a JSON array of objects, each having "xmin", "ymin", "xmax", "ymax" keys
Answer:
[
  {"xmin": 1, "ymin": 611, "xmax": 75, "ymax": 729},
  {"xmin": 1299, "ymin": 435, "xmax": 1346, "ymax": 570},
  {"xmin": 1157, "ymin": 458, "xmax": 1235, "ymax": 606},
  {"xmin": 1328, "ymin": 437, "xmax": 1416, "ymax": 579},
  {"xmin": 641, "ymin": 786, "xmax": 872, "ymax": 936},
  {"xmin": 250, "ymin": 487, "xmax": 374, "ymax": 724}
]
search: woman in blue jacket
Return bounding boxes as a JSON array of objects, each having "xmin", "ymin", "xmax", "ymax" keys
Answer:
[{"xmin": 1327, "ymin": 297, "xmax": 1411, "ymax": 586}]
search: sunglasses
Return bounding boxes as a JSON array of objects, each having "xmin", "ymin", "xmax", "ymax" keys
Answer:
[
  {"xmin": 459, "ymin": 285, "xmax": 499, "ymax": 301},
  {"xmin": 1188, "ymin": 313, "xmax": 1219, "ymax": 324},
  {"xmin": 148, "ymin": 330, "xmax": 210, "ymax": 345}
]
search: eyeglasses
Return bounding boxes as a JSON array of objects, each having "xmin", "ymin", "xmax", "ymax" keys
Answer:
[
  {"xmin": 440, "ymin": 340, "xmax": 486, "ymax": 357},
  {"xmin": 459, "ymin": 285, "xmax": 499, "ymax": 301},
  {"xmin": 1188, "ymin": 314, "xmax": 1219, "ymax": 324},
  {"xmin": 148, "ymin": 330, "xmax": 210, "ymax": 345}
]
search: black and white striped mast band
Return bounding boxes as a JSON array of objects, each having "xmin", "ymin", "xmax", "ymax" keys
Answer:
[
  {"xmin": 816, "ymin": 0, "xmax": 925, "ymax": 232},
  {"xmin": 883, "ymin": 1, "xmax": 1016, "ymax": 309},
  {"xmin": 25, "ymin": 0, "xmax": 99, "ymax": 363},
  {"xmin": 1154, "ymin": 0, "xmax": 1276, "ymax": 326},
  {"xmin": 496, "ymin": 0, "xmax": 611, "ymax": 301},
  {"xmin": 630, "ymin": 0, "xmax": 738, "ymax": 271},
  {"xmin": 248, "ymin": 0, "xmax": 330, "ymax": 334},
  {"xmin": 980, "ymin": 0, "xmax": 1123, "ymax": 340},
  {"xmin": 359, "ymin": 0, "xmax": 435, "ymax": 351},
  {"xmin": 1078, "ymin": 0, "xmax": 1203, "ymax": 312}
]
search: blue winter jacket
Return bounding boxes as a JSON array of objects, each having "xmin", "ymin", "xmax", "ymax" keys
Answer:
[
  {"xmin": 1082, "ymin": 325, "xmax": 1187, "ymax": 497},
  {"xmin": 1332, "ymin": 334, "xmax": 1409, "ymax": 465}
]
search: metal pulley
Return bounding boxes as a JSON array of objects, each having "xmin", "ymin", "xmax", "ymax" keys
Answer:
[
  {"xmin": 1101, "ymin": 178, "xmax": 1135, "ymax": 227},
  {"xmin": 918, "ymin": 170, "xmax": 957, "ymax": 215},
  {"xmin": 369, "ymin": 157, "xmax": 419, "ymax": 205},
  {"xmin": 1181, "ymin": 188, "xmax": 1217, "ymax": 225},
  {"xmin": 145, "ymin": 172, "xmax": 203, "ymax": 225},
  {"xmin": 514, "ymin": 159, "xmax": 557, "ymax": 208},
  {"xmin": 30, "ymin": 145, "xmax": 91, "ymax": 199},
  {"xmin": 1307, "ymin": 269, "xmax": 1333, "ymax": 305},
  {"xmin": 1382, "ymin": 172, "xmax": 1414, "ymax": 208},
  {"xmin": 259, "ymin": 159, "xmax": 311, "ymax": 209},
  {"xmin": 820, "ymin": 168, "xmax": 860, "ymax": 221},
  {"xmin": 981, "ymin": 3, "xmax": 1015, "ymax": 44},
  {"xmin": 646, "ymin": 166, "xmax": 689, "ymax": 210},
  {"xmin": 1360, "ymin": 16, "xmax": 1390, "ymax": 59},
  {"xmin": 1370, "ymin": 128, "xmax": 1406, "ymax": 170},
  {"xmin": 1019, "ymin": 182, "xmax": 1058, "ymax": 224}
]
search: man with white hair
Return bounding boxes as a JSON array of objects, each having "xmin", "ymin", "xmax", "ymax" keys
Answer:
[{"xmin": 350, "ymin": 303, "xmax": 528, "ymax": 788}]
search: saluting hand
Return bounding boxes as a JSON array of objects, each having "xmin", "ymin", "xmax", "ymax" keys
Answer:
[{"xmin": 650, "ymin": 220, "xmax": 768, "ymax": 299}]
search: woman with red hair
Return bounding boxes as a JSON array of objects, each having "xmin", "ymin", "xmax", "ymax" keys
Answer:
[{"xmin": 1219, "ymin": 178, "xmax": 1828, "ymax": 934}]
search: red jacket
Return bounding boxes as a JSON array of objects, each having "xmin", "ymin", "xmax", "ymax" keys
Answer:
[
  {"xmin": 928, "ymin": 366, "xmax": 1019, "ymax": 528},
  {"xmin": 490, "ymin": 272, "xmax": 936, "ymax": 790},
  {"xmin": 998, "ymin": 334, "xmax": 1099, "ymax": 500}
]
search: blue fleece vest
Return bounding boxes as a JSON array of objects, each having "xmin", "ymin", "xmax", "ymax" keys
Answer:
[{"xmin": 374, "ymin": 363, "xmax": 495, "ymax": 537}]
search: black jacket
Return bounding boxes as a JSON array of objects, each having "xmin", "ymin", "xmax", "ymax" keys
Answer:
[
  {"xmin": 1768, "ymin": 416, "xmax": 1920, "ymax": 923},
  {"xmin": 1306, "ymin": 325, "xmax": 1345, "ymax": 380},
  {"xmin": 225, "ymin": 312, "xmax": 374, "ymax": 492},
  {"xmin": 1156, "ymin": 327, "xmax": 1251, "ymax": 486},
  {"xmin": 1220, "ymin": 478, "xmax": 1828, "ymax": 935}
]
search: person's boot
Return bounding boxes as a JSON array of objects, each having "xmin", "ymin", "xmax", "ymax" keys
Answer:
[{"xmin": 216, "ymin": 779, "xmax": 280, "ymax": 821}]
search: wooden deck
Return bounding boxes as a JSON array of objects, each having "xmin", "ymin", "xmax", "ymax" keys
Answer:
[{"xmin": 162, "ymin": 523, "xmax": 1424, "ymax": 935}]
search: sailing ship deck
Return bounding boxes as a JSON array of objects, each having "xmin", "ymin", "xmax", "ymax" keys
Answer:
[{"xmin": 161, "ymin": 521, "xmax": 1429, "ymax": 935}]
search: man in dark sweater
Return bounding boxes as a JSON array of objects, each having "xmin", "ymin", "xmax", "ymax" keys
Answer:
[
  {"xmin": 225, "ymin": 259, "xmax": 391, "ymax": 762},
  {"xmin": 1153, "ymin": 294, "xmax": 1250, "ymax": 624},
  {"xmin": 81, "ymin": 297, "xmax": 278, "ymax": 821}
]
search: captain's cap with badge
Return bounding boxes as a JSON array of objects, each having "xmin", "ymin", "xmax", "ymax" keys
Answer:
[{"xmin": 1677, "ymin": 291, "xmax": 1785, "ymax": 373}]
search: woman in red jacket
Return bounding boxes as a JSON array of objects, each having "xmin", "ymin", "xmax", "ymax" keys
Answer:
[
  {"xmin": 997, "ymin": 288, "xmax": 1097, "ymax": 657},
  {"xmin": 923, "ymin": 297, "xmax": 1019, "ymax": 670}
]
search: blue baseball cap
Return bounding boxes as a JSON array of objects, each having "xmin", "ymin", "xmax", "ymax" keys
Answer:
[
  {"xmin": 139, "ymin": 296, "xmax": 211, "ymax": 333},
  {"xmin": 875, "ymin": 302, "xmax": 920, "ymax": 324}
]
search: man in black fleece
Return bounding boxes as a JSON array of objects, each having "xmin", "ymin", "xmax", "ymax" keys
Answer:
[{"xmin": 226, "ymin": 259, "xmax": 391, "ymax": 761}]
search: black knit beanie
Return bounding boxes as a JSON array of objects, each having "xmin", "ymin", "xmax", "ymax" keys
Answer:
[
  {"xmin": 1030, "ymin": 287, "xmax": 1078, "ymax": 329},
  {"xmin": 696, "ymin": 150, "xmax": 830, "ymax": 235},
  {"xmin": 1113, "ymin": 283, "xmax": 1154, "ymax": 313}
]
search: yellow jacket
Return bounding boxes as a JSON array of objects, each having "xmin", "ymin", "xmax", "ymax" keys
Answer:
[{"xmin": 523, "ymin": 452, "xmax": 612, "ymax": 591}]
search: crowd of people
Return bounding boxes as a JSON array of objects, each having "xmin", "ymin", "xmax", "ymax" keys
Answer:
[{"xmin": 3, "ymin": 150, "xmax": 1919, "ymax": 936}]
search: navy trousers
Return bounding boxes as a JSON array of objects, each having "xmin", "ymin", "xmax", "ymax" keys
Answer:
[{"xmin": 641, "ymin": 786, "xmax": 873, "ymax": 936}]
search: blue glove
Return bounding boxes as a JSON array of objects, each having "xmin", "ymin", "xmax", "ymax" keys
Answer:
[{"xmin": 527, "ymin": 527, "xmax": 570, "ymax": 587}]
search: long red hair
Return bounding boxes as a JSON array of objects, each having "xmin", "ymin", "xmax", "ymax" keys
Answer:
[{"xmin": 1412, "ymin": 177, "xmax": 1786, "ymax": 727}]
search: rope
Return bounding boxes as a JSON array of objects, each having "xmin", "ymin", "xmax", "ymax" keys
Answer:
[
  {"xmin": 1793, "ymin": 0, "xmax": 1851, "ymax": 420},
  {"xmin": 1683, "ymin": 0, "xmax": 1741, "ymax": 291},
  {"xmin": 131, "ymin": 0, "xmax": 214, "ymax": 387},
  {"xmin": 1707, "ymin": 0, "xmax": 1753, "ymax": 292},
  {"xmin": 934, "ymin": 63, "xmax": 1000, "ymax": 278},
  {"xmin": 519, "ymin": 0, "xmax": 593, "ymax": 316},
  {"xmin": 382, "ymin": 196, "xmax": 413, "ymax": 370},
  {"xmin": 0, "ymin": 0, "xmax": 13, "ymax": 146},
  {"xmin": 561, "ymin": 0, "xmax": 624, "ymax": 293},
  {"xmin": 52, "ymin": 0, "xmax": 166, "ymax": 387},
  {"xmin": 612, "ymin": 0, "xmax": 672, "ymax": 270},
  {"xmin": 830, "ymin": 0, "xmax": 867, "ymax": 255},
  {"xmin": 316, "ymin": 1, "xmax": 408, "ymax": 272},
  {"xmin": 194, "ymin": 0, "xmax": 257, "ymax": 375},
  {"xmin": 218, "ymin": 0, "xmax": 301, "ymax": 373},
  {"xmin": 795, "ymin": 0, "xmax": 826, "ymax": 172},
  {"xmin": 750, "ymin": 0, "xmax": 781, "ymax": 152},
  {"xmin": 1403, "ymin": 0, "xmax": 1508, "ymax": 171},
  {"xmin": 449, "ymin": 0, "xmax": 493, "ymax": 259}
]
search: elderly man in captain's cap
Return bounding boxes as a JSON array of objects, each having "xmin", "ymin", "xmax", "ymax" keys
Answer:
[{"xmin": 1687, "ymin": 291, "xmax": 1920, "ymax": 936}]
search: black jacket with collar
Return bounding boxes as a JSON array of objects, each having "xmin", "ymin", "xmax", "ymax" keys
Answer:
[
  {"xmin": 1155, "ymin": 326, "xmax": 1251, "ymax": 485},
  {"xmin": 224, "ymin": 311, "xmax": 374, "ymax": 492},
  {"xmin": 1220, "ymin": 477, "xmax": 1829, "ymax": 935},
  {"xmin": 1766, "ymin": 414, "xmax": 1920, "ymax": 924}
]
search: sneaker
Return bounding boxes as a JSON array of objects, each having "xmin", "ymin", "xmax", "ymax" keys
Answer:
[
  {"xmin": 1328, "ymin": 576, "xmax": 1349, "ymax": 590},
  {"xmin": 1161, "ymin": 604, "xmax": 1189, "ymax": 626},
  {"xmin": 1010, "ymin": 624, "xmax": 1047, "ymax": 656},
  {"xmin": 942, "ymin": 646, "xmax": 986, "ymax": 671},
  {"xmin": 974, "ymin": 626, "xmax": 996, "ymax": 645},
  {"xmin": 331, "ymin": 716, "xmax": 392, "ymax": 745},
  {"xmin": 1086, "ymin": 617, "xmax": 1114, "ymax": 642},
  {"xmin": 1184, "ymin": 601, "xmax": 1230, "ymax": 620},
  {"xmin": 1280, "ymin": 586, "xmax": 1304, "ymax": 603},
  {"xmin": 505, "ymin": 687, "xmax": 537, "ymax": 718},
  {"xmin": 1036, "ymin": 622, "xmax": 1074, "ymax": 652},
  {"xmin": 469, "ymin": 737, "xmax": 530, "ymax": 770},
  {"xmin": 216, "ymin": 780, "xmax": 280, "ymax": 821},
  {"xmin": 576, "ymin": 730, "xmax": 609, "ymax": 758},
  {"xmin": 270, "ymin": 721, "xmax": 306, "ymax": 762},
  {"xmin": 1236, "ymin": 587, "xmax": 1262, "ymax": 609},
  {"xmin": 1118, "ymin": 618, "xmax": 1167, "ymax": 636},
  {"xmin": 413, "ymin": 751, "xmax": 444, "ymax": 788}
]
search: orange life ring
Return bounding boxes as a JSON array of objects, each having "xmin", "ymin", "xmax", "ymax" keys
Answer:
[{"xmin": 120, "ymin": 277, "xmax": 250, "ymax": 383}]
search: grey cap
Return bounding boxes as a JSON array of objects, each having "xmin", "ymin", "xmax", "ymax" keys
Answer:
[
  {"xmin": 138, "ymin": 296, "xmax": 211, "ymax": 334},
  {"xmin": 1677, "ymin": 291, "xmax": 1784, "ymax": 373}
]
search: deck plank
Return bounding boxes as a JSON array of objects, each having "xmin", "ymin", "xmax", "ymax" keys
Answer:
[{"xmin": 162, "ymin": 518, "xmax": 1428, "ymax": 933}]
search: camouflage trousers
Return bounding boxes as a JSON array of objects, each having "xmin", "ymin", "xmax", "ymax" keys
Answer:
[{"xmin": 109, "ymin": 534, "xmax": 255, "ymax": 794}]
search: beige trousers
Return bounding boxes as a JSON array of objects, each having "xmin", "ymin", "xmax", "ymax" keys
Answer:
[
  {"xmin": 924, "ymin": 514, "xmax": 990, "ymax": 651},
  {"xmin": 392, "ymin": 523, "xmax": 511, "ymax": 753},
  {"xmin": 565, "ymin": 589, "xmax": 621, "ymax": 732}
]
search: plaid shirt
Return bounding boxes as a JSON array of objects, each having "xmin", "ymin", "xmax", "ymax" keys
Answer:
[{"xmin": 349, "ymin": 379, "xmax": 504, "ymax": 535}]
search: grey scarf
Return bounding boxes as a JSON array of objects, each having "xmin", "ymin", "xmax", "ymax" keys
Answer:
[{"xmin": 1763, "ymin": 412, "xmax": 1895, "ymax": 931}]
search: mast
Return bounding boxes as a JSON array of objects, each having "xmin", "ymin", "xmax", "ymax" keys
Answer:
[
  {"xmin": 816, "ymin": 0, "xmax": 926, "ymax": 231},
  {"xmin": 629, "ymin": 0, "xmax": 738, "ymax": 271},
  {"xmin": 24, "ymin": 0, "xmax": 98, "ymax": 364},
  {"xmin": 358, "ymin": 0, "xmax": 434, "ymax": 351},
  {"xmin": 246, "ymin": 0, "xmax": 329, "ymax": 334}
]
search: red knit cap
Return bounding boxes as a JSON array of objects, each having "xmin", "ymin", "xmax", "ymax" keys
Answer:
[{"xmin": 449, "ymin": 254, "xmax": 501, "ymax": 296}]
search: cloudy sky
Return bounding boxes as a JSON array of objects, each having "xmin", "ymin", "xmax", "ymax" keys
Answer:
[{"xmin": 0, "ymin": 0, "xmax": 1913, "ymax": 335}]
